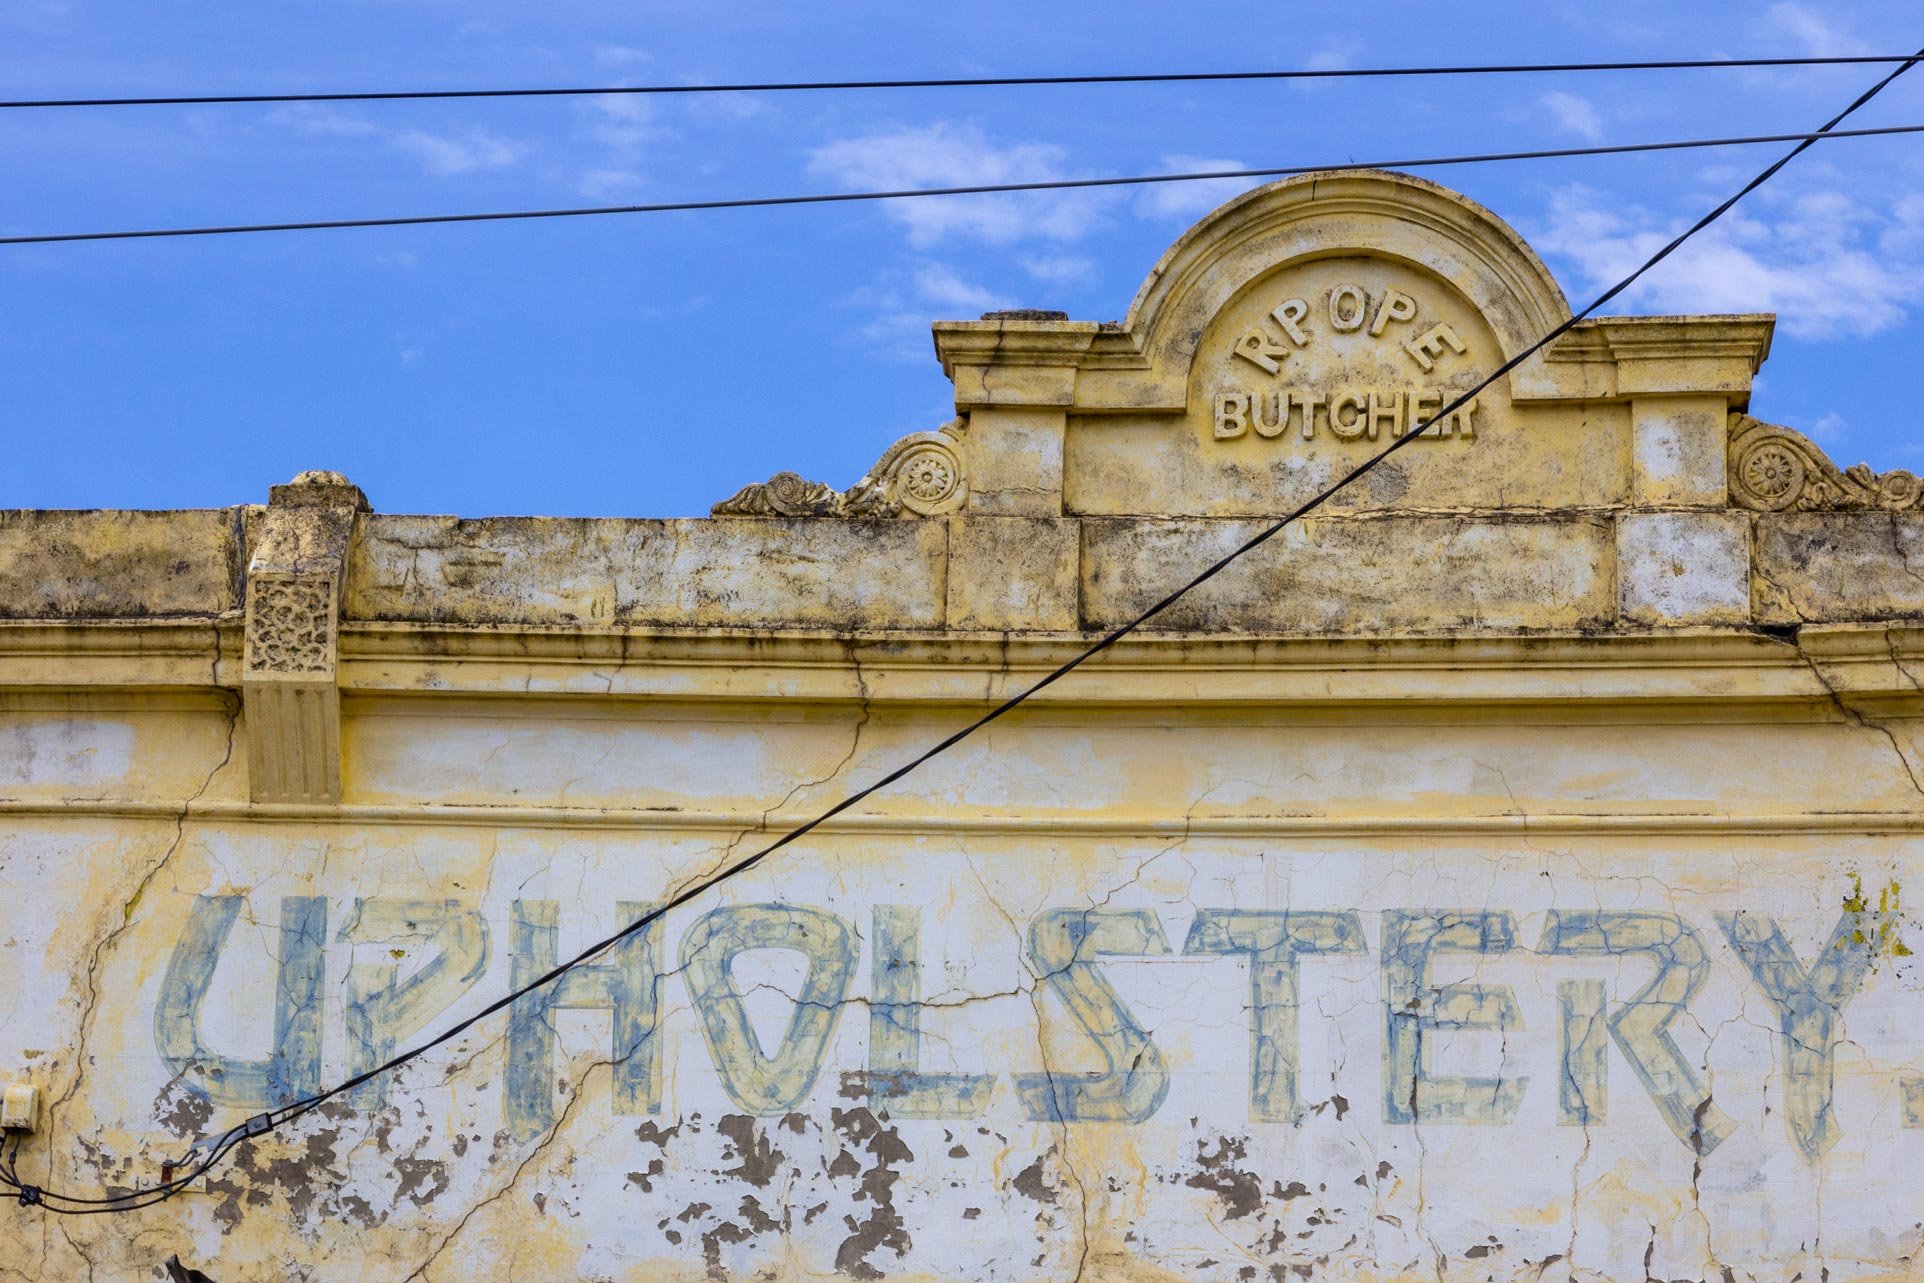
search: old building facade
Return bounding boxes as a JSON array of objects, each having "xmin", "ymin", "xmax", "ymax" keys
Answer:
[{"xmin": 5, "ymin": 171, "xmax": 1924, "ymax": 1280}]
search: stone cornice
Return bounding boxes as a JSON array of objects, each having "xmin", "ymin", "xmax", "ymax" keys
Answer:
[
  {"xmin": 4, "ymin": 619, "xmax": 1921, "ymax": 712},
  {"xmin": 926, "ymin": 311, "xmax": 1779, "ymax": 408},
  {"xmin": 1, "ymin": 795, "xmax": 1919, "ymax": 837},
  {"xmin": 930, "ymin": 318, "xmax": 1105, "ymax": 376},
  {"xmin": 1526, "ymin": 314, "xmax": 1776, "ymax": 401}
]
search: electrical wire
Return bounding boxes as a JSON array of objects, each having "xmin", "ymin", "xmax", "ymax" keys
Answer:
[
  {"xmin": 7, "ymin": 44, "xmax": 1921, "ymax": 1216},
  {"xmin": 2, "ymin": 54, "xmax": 1918, "ymax": 109},
  {"xmin": 0, "ymin": 1113, "xmax": 241, "ymax": 1211},
  {"xmin": 1, "ymin": 1135, "xmax": 243, "ymax": 1215},
  {"xmin": 4, "ymin": 121, "xmax": 1924, "ymax": 247}
]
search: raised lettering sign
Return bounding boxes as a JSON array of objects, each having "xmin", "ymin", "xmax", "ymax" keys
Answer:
[{"xmin": 1202, "ymin": 270, "xmax": 1488, "ymax": 456}]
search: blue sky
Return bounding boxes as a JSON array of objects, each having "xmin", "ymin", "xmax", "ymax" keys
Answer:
[{"xmin": 3, "ymin": 1, "xmax": 1922, "ymax": 516}]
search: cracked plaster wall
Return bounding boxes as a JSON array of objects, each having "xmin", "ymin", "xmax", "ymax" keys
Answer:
[
  {"xmin": 6, "ymin": 693, "xmax": 1924, "ymax": 1282},
  {"xmin": 7, "ymin": 171, "xmax": 1924, "ymax": 1282}
]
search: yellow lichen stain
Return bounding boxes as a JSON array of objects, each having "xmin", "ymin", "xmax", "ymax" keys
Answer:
[{"xmin": 1842, "ymin": 873, "xmax": 1913, "ymax": 962}]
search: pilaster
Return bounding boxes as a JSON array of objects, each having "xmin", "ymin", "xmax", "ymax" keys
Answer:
[{"xmin": 242, "ymin": 470, "xmax": 368, "ymax": 803}]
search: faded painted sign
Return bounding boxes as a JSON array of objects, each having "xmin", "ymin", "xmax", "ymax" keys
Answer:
[
  {"xmin": 54, "ymin": 824, "xmax": 1911, "ymax": 1280},
  {"xmin": 155, "ymin": 889, "xmax": 1917, "ymax": 1163},
  {"xmin": 8, "ymin": 169, "xmax": 1924, "ymax": 1282}
]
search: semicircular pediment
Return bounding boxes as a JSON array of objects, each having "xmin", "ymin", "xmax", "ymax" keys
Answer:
[{"xmin": 1121, "ymin": 170, "xmax": 1575, "ymax": 382}]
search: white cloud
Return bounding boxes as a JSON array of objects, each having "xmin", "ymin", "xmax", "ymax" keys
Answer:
[
  {"xmin": 594, "ymin": 44, "xmax": 652, "ymax": 68},
  {"xmin": 274, "ymin": 107, "xmax": 524, "ymax": 177},
  {"xmin": 1534, "ymin": 183, "xmax": 1924, "ymax": 340},
  {"xmin": 1274, "ymin": 43, "xmax": 1366, "ymax": 96},
  {"xmin": 680, "ymin": 91, "xmax": 767, "ymax": 122},
  {"xmin": 390, "ymin": 128, "xmax": 524, "ymax": 176},
  {"xmin": 579, "ymin": 168, "xmax": 646, "ymax": 199},
  {"xmin": 1885, "ymin": 193, "xmax": 1924, "ymax": 254},
  {"xmin": 847, "ymin": 261, "xmax": 1014, "ymax": 359},
  {"xmin": 1134, "ymin": 154, "xmax": 1251, "ymax": 221},
  {"xmin": 1764, "ymin": 2, "xmax": 1873, "ymax": 57},
  {"xmin": 1537, "ymin": 91, "xmax": 1603, "ymax": 143},
  {"xmin": 581, "ymin": 94, "xmax": 663, "ymax": 155},
  {"xmin": 570, "ymin": 95, "xmax": 668, "ymax": 194},
  {"xmin": 1287, "ymin": 42, "xmax": 1362, "ymax": 85},
  {"xmin": 276, "ymin": 106, "xmax": 378, "ymax": 140},
  {"xmin": 1802, "ymin": 411, "xmax": 1848, "ymax": 443},
  {"xmin": 1020, "ymin": 254, "xmax": 1095, "ymax": 284},
  {"xmin": 806, "ymin": 122, "xmax": 1112, "ymax": 246},
  {"xmin": 912, "ymin": 263, "xmax": 1011, "ymax": 314}
]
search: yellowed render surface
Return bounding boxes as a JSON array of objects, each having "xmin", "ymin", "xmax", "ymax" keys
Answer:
[{"xmin": 5, "ymin": 171, "xmax": 1924, "ymax": 1281}]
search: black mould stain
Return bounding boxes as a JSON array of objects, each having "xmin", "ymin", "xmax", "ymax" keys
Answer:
[
  {"xmin": 1184, "ymin": 1137, "xmax": 1263, "ymax": 1220},
  {"xmin": 153, "ymin": 1082, "xmax": 214, "ymax": 1139},
  {"xmin": 391, "ymin": 1155, "xmax": 450, "ymax": 1207},
  {"xmin": 635, "ymin": 1119, "xmax": 682, "ymax": 1148},
  {"xmin": 702, "ymin": 1219, "xmax": 756, "ymax": 1279},
  {"xmin": 701, "ymin": 1196, "xmax": 788, "ymax": 1281},
  {"xmin": 829, "ymin": 1106, "xmax": 914, "ymax": 1280},
  {"xmin": 717, "ymin": 1114, "xmax": 785, "ymax": 1187},
  {"xmin": 1012, "ymin": 1152, "xmax": 1059, "ymax": 1206},
  {"xmin": 202, "ymin": 1121, "xmax": 356, "ymax": 1233}
]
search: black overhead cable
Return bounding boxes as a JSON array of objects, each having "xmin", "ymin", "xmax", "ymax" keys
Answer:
[
  {"xmin": 4, "ymin": 121, "xmax": 1924, "ymax": 248},
  {"xmin": 5, "ymin": 44, "xmax": 1922, "ymax": 1218},
  {"xmin": 2, "ymin": 54, "xmax": 1918, "ymax": 109}
]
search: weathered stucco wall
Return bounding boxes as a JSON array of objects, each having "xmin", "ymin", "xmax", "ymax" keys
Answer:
[{"xmin": 6, "ymin": 171, "xmax": 1924, "ymax": 1282}]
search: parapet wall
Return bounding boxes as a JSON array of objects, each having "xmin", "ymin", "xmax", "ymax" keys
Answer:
[{"xmin": 5, "ymin": 172, "xmax": 1924, "ymax": 1283}]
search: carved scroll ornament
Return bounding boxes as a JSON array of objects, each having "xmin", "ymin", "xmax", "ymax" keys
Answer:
[
  {"xmin": 1730, "ymin": 413, "xmax": 1924, "ymax": 513},
  {"xmin": 708, "ymin": 472, "xmax": 843, "ymax": 517},
  {"xmin": 713, "ymin": 420, "xmax": 968, "ymax": 518}
]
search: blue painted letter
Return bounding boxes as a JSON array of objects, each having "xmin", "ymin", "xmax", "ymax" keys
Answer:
[
  {"xmin": 681, "ymin": 903, "xmax": 856, "ymax": 1115},
  {"xmin": 1183, "ymin": 910, "xmax": 1365, "ymax": 1122},
  {"xmin": 155, "ymin": 895, "xmax": 326, "ymax": 1108},
  {"xmin": 1537, "ymin": 911, "xmax": 1733, "ymax": 1153},
  {"xmin": 1382, "ymin": 911, "xmax": 1528, "ymax": 1124},
  {"xmin": 507, "ymin": 900, "xmax": 664, "ymax": 1141},
  {"xmin": 1015, "ymin": 908, "xmax": 1173, "ymax": 1123},
  {"xmin": 340, "ymin": 899, "xmax": 489, "ymax": 1109},
  {"xmin": 1719, "ymin": 910, "xmax": 1874, "ymax": 1160},
  {"xmin": 857, "ymin": 904, "xmax": 996, "ymax": 1118}
]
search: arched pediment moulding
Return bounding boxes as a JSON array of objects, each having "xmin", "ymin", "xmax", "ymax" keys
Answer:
[
  {"xmin": 930, "ymin": 168, "xmax": 1709, "ymax": 419},
  {"xmin": 715, "ymin": 169, "xmax": 1776, "ymax": 519},
  {"xmin": 1109, "ymin": 170, "xmax": 1574, "ymax": 406}
]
